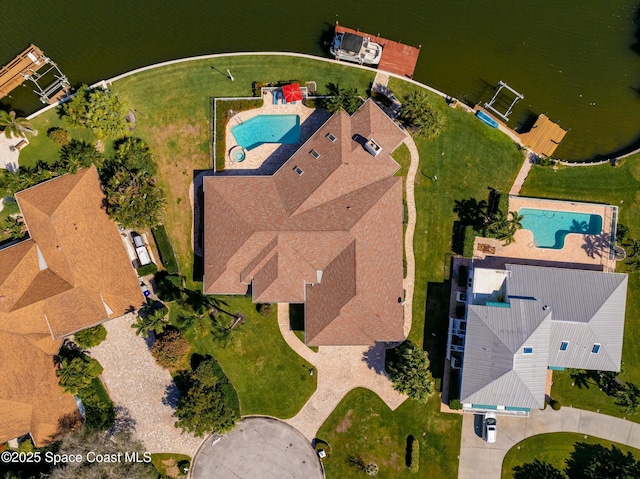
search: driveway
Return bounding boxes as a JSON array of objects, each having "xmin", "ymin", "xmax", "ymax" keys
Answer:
[
  {"xmin": 458, "ymin": 406, "xmax": 640, "ymax": 479},
  {"xmin": 90, "ymin": 313, "xmax": 203, "ymax": 456},
  {"xmin": 191, "ymin": 416, "xmax": 324, "ymax": 479}
]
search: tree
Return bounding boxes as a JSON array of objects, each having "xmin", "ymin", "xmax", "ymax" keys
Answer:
[
  {"xmin": 74, "ymin": 325, "xmax": 107, "ymax": 348},
  {"xmin": 484, "ymin": 211, "xmax": 523, "ymax": 246},
  {"xmin": 565, "ymin": 442, "xmax": 640, "ymax": 479},
  {"xmin": 174, "ymin": 356, "xmax": 240, "ymax": 436},
  {"xmin": 399, "ymin": 91, "xmax": 445, "ymax": 138},
  {"xmin": 2, "ymin": 215, "xmax": 27, "ymax": 239},
  {"xmin": 49, "ymin": 426, "xmax": 156, "ymax": 479},
  {"xmin": 151, "ymin": 327, "xmax": 191, "ymax": 370},
  {"xmin": 323, "ymin": 84, "xmax": 363, "ymax": 114},
  {"xmin": 513, "ymin": 459, "xmax": 566, "ymax": 479},
  {"xmin": 59, "ymin": 139, "xmax": 105, "ymax": 173},
  {"xmin": 0, "ymin": 110, "xmax": 35, "ymax": 138},
  {"xmin": 60, "ymin": 85, "xmax": 129, "ymax": 139},
  {"xmin": 132, "ymin": 303, "xmax": 168, "ymax": 338},
  {"xmin": 386, "ymin": 341, "xmax": 435, "ymax": 402},
  {"xmin": 56, "ymin": 354, "xmax": 103, "ymax": 395},
  {"xmin": 616, "ymin": 382, "xmax": 640, "ymax": 415}
]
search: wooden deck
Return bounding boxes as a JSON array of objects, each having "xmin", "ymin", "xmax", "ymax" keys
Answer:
[
  {"xmin": 335, "ymin": 24, "xmax": 421, "ymax": 78},
  {"xmin": 519, "ymin": 114, "xmax": 567, "ymax": 157},
  {"xmin": 0, "ymin": 45, "xmax": 46, "ymax": 99}
]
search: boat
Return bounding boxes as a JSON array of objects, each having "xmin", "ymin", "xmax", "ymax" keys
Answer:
[
  {"xmin": 330, "ymin": 32, "xmax": 382, "ymax": 66},
  {"xmin": 475, "ymin": 110, "xmax": 499, "ymax": 129}
]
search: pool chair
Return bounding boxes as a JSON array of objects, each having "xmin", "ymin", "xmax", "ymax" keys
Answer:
[{"xmin": 273, "ymin": 90, "xmax": 279, "ymax": 105}]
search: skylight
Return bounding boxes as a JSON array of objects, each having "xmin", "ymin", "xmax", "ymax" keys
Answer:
[
  {"xmin": 326, "ymin": 133, "xmax": 337, "ymax": 142},
  {"xmin": 560, "ymin": 341, "xmax": 569, "ymax": 352},
  {"xmin": 523, "ymin": 347, "xmax": 533, "ymax": 355},
  {"xmin": 309, "ymin": 149, "xmax": 320, "ymax": 159},
  {"xmin": 293, "ymin": 166, "xmax": 304, "ymax": 176},
  {"xmin": 592, "ymin": 343, "xmax": 601, "ymax": 354}
]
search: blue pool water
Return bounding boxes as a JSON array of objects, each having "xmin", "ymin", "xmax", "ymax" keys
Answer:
[
  {"xmin": 519, "ymin": 208, "xmax": 603, "ymax": 249},
  {"xmin": 231, "ymin": 114, "xmax": 300, "ymax": 151}
]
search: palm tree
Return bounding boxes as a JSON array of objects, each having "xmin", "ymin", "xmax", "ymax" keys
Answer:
[
  {"xmin": 0, "ymin": 110, "xmax": 36, "ymax": 138},
  {"xmin": 131, "ymin": 303, "xmax": 169, "ymax": 338}
]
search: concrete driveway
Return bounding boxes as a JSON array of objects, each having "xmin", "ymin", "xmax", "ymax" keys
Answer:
[
  {"xmin": 191, "ymin": 416, "xmax": 324, "ymax": 479},
  {"xmin": 458, "ymin": 406, "xmax": 640, "ymax": 479}
]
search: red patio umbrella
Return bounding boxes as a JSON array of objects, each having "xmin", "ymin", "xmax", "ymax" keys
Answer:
[{"xmin": 282, "ymin": 83, "xmax": 303, "ymax": 102}]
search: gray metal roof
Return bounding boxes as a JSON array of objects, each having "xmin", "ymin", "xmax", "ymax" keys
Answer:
[
  {"xmin": 460, "ymin": 263, "xmax": 628, "ymax": 408},
  {"xmin": 461, "ymin": 301, "xmax": 551, "ymax": 409}
]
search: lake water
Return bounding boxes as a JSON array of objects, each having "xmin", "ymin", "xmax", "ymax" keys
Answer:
[{"xmin": 2, "ymin": 1, "xmax": 639, "ymax": 160}]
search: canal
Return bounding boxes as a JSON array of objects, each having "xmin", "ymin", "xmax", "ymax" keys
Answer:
[{"xmin": 1, "ymin": 1, "xmax": 639, "ymax": 160}]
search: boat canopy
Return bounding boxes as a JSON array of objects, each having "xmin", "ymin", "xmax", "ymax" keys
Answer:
[{"xmin": 341, "ymin": 33, "xmax": 364, "ymax": 53}]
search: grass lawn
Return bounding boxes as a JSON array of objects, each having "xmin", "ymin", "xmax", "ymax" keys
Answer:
[
  {"xmin": 501, "ymin": 432, "xmax": 640, "ymax": 478},
  {"xmin": 316, "ymin": 388, "xmax": 461, "ymax": 479},
  {"xmin": 178, "ymin": 295, "xmax": 316, "ymax": 419},
  {"xmin": 520, "ymin": 158, "xmax": 640, "ymax": 418},
  {"xmin": 150, "ymin": 453, "xmax": 190, "ymax": 478}
]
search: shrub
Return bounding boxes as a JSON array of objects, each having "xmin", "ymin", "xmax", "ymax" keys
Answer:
[
  {"xmin": 136, "ymin": 263, "xmax": 158, "ymax": 276},
  {"xmin": 151, "ymin": 327, "xmax": 191, "ymax": 370},
  {"xmin": 78, "ymin": 378, "xmax": 116, "ymax": 431},
  {"xmin": 177, "ymin": 460, "xmax": 190, "ymax": 475},
  {"xmin": 151, "ymin": 225, "xmax": 179, "ymax": 274},
  {"xmin": 462, "ymin": 226, "xmax": 478, "ymax": 258},
  {"xmin": 74, "ymin": 325, "xmax": 107, "ymax": 348},
  {"xmin": 154, "ymin": 271, "xmax": 183, "ymax": 302},
  {"xmin": 550, "ymin": 399, "xmax": 562, "ymax": 410},
  {"xmin": 399, "ymin": 91, "xmax": 445, "ymax": 138},
  {"xmin": 409, "ymin": 437, "xmax": 420, "ymax": 473},
  {"xmin": 47, "ymin": 127, "xmax": 71, "ymax": 145},
  {"xmin": 449, "ymin": 399, "xmax": 462, "ymax": 410},
  {"xmin": 538, "ymin": 156, "xmax": 555, "ymax": 167},
  {"xmin": 256, "ymin": 303, "xmax": 273, "ymax": 316}
]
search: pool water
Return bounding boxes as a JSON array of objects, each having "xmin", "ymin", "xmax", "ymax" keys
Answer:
[
  {"xmin": 519, "ymin": 208, "xmax": 603, "ymax": 249},
  {"xmin": 231, "ymin": 115, "xmax": 300, "ymax": 151}
]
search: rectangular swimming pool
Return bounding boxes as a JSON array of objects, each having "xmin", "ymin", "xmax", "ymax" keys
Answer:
[
  {"xmin": 231, "ymin": 114, "xmax": 300, "ymax": 151},
  {"xmin": 519, "ymin": 208, "xmax": 603, "ymax": 249}
]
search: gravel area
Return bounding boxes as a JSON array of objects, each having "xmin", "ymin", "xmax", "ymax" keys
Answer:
[{"xmin": 90, "ymin": 313, "xmax": 204, "ymax": 456}]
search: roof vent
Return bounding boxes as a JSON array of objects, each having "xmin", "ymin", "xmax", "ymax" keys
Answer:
[
  {"xmin": 364, "ymin": 138, "xmax": 382, "ymax": 156},
  {"xmin": 542, "ymin": 305, "xmax": 549, "ymax": 311}
]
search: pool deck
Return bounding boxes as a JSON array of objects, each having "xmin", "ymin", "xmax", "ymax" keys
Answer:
[
  {"xmin": 222, "ymin": 90, "xmax": 330, "ymax": 175},
  {"xmin": 473, "ymin": 197, "xmax": 618, "ymax": 272}
]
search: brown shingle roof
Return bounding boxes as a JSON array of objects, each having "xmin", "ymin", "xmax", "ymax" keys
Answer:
[
  {"xmin": 204, "ymin": 100, "xmax": 406, "ymax": 345},
  {"xmin": 0, "ymin": 166, "xmax": 144, "ymax": 445}
]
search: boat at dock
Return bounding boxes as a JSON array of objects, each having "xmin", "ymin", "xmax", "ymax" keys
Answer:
[{"xmin": 330, "ymin": 31, "xmax": 382, "ymax": 66}]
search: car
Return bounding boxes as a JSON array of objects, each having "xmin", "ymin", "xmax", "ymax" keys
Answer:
[
  {"xmin": 484, "ymin": 412, "xmax": 497, "ymax": 443},
  {"xmin": 140, "ymin": 282, "xmax": 151, "ymax": 297}
]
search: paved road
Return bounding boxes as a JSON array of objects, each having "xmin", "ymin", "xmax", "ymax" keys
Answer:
[
  {"xmin": 458, "ymin": 406, "xmax": 640, "ymax": 479},
  {"xmin": 191, "ymin": 416, "xmax": 324, "ymax": 479}
]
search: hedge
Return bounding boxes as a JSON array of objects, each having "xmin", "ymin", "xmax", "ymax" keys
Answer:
[
  {"xmin": 462, "ymin": 226, "xmax": 479, "ymax": 258},
  {"xmin": 151, "ymin": 225, "xmax": 179, "ymax": 274},
  {"xmin": 136, "ymin": 262, "xmax": 158, "ymax": 276},
  {"xmin": 78, "ymin": 378, "xmax": 115, "ymax": 431},
  {"xmin": 409, "ymin": 437, "xmax": 420, "ymax": 473},
  {"xmin": 74, "ymin": 325, "xmax": 107, "ymax": 349}
]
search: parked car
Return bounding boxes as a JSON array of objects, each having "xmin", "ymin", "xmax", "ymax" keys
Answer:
[
  {"xmin": 140, "ymin": 282, "xmax": 151, "ymax": 297},
  {"xmin": 484, "ymin": 412, "xmax": 497, "ymax": 443}
]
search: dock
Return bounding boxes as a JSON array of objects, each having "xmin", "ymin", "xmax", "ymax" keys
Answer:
[
  {"xmin": 519, "ymin": 114, "xmax": 567, "ymax": 157},
  {"xmin": 0, "ymin": 45, "xmax": 70, "ymax": 104},
  {"xmin": 334, "ymin": 23, "xmax": 421, "ymax": 78}
]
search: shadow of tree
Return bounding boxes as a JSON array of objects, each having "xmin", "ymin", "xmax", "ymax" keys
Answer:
[
  {"xmin": 163, "ymin": 382, "xmax": 181, "ymax": 409},
  {"xmin": 362, "ymin": 342, "xmax": 398, "ymax": 374}
]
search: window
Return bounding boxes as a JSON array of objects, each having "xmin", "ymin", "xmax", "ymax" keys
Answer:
[
  {"xmin": 559, "ymin": 341, "xmax": 569, "ymax": 352},
  {"xmin": 592, "ymin": 343, "xmax": 601, "ymax": 354},
  {"xmin": 523, "ymin": 347, "xmax": 533, "ymax": 355},
  {"xmin": 309, "ymin": 149, "xmax": 320, "ymax": 159},
  {"xmin": 293, "ymin": 166, "xmax": 303, "ymax": 176},
  {"xmin": 326, "ymin": 133, "xmax": 337, "ymax": 142}
]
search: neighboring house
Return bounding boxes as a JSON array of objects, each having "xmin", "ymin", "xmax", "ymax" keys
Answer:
[
  {"xmin": 453, "ymin": 260, "xmax": 628, "ymax": 415},
  {"xmin": 204, "ymin": 100, "xmax": 406, "ymax": 346},
  {"xmin": 0, "ymin": 166, "xmax": 144, "ymax": 446}
]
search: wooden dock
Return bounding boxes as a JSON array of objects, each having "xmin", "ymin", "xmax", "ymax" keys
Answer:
[
  {"xmin": 335, "ymin": 24, "xmax": 421, "ymax": 78},
  {"xmin": 519, "ymin": 114, "xmax": 567, "ymax": 157},
  {"xmin": 0, "ymin": 45, "xmax": 69, "ymax": 104}
]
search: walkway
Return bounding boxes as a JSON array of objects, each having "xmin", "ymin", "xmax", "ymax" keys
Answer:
[
  {"xmin": 458, "ymin": 406, "xmax": 640, "ymax": 479},
  {"xmin": 278, "ymin": 304, "xmax": 407, "ymax": 441},
  {"xmin": 90, "ymin": 313, "xmax": 203, "ymax": 456},
  {"xmin": 508, "ymin": 150, "xmax": 536, "ymax": 196},
  {"xmin": 401, "ymin": 135, "xmax": 419, "ymax": 338}
]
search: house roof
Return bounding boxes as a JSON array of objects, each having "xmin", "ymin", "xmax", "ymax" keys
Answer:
[
  {"xmin": 0, "ymin": 166, "xmax": 144, "ymax": 445},
  {"xmin": 461, "ymin": 263, "xmax": 628, "ymax": 409},
  {"xmin": 204, "ymin": 100, "xmax": 406, "ymax": 345}
]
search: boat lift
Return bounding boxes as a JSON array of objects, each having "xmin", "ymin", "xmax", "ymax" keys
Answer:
[
  {"xmin": 484, "ymin": 81, "xmax": 524, "ymax": 122},
  {"xmin": 0, "ymin": 45, "xmax": 70, "ymax": 104}
]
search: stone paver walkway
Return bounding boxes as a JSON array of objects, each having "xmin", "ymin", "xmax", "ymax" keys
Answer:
[
  {"xmin": 90, "ymin": 313, "xmax": 203, "ymax": 456},
  {"xmin": 458, "ymin": 406, "xmax": 640, "ymax": 479},
  {"xmin": 401, "ymin": 135, "xmax": 419, "ymax": 338},
  {"xmin": 509, "ymin": 150, "xmax": 536, "ymax": 195},
  {"xmin": 278, "ymin": 304, "xmax": 407, "ymax": 441}
]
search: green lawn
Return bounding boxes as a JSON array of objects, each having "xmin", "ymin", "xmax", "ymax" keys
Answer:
[
  {"xmin": 150, "ymin": 453, "xmax": 190, "ymax": 478},
  {"xmin": 179, "ymin": 295, "xmax": 316, "ymax": 419},
  {"xmin": 317, "ymin": 388, "xmax": 461, "ymax": 479},
  {"xmin": 520, "ymin": 158, "xmax": 640, "ymax": 417},
  {"xmin": 501, "ymin": 432, "xmax": 640, "ymax": 478}
]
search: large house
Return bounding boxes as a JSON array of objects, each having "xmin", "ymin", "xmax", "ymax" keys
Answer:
[
  {"xmin": 0, "ymin": 166, "xmax": 144, "ymax": 446},
  {"xmin": 204, "ymin": 100, "xmax": 407, "ymax": 346},
  {"xmin": 451, "ymin": 259, "xmax": 628, "ymax": 414}
]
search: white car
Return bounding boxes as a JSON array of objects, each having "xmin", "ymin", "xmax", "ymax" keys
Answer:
[{"xmin": 484, "ymin": 412, "xmax": 497, "ymax": 443}]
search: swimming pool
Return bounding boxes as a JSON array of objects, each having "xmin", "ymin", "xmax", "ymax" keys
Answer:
[
  {"xmin": 231, "ymin": 114, "xmax": 300, "ymax": 151},
  {"xmin": 519, "ymin": 208, "xmax": 603, "ymax": 249}
]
